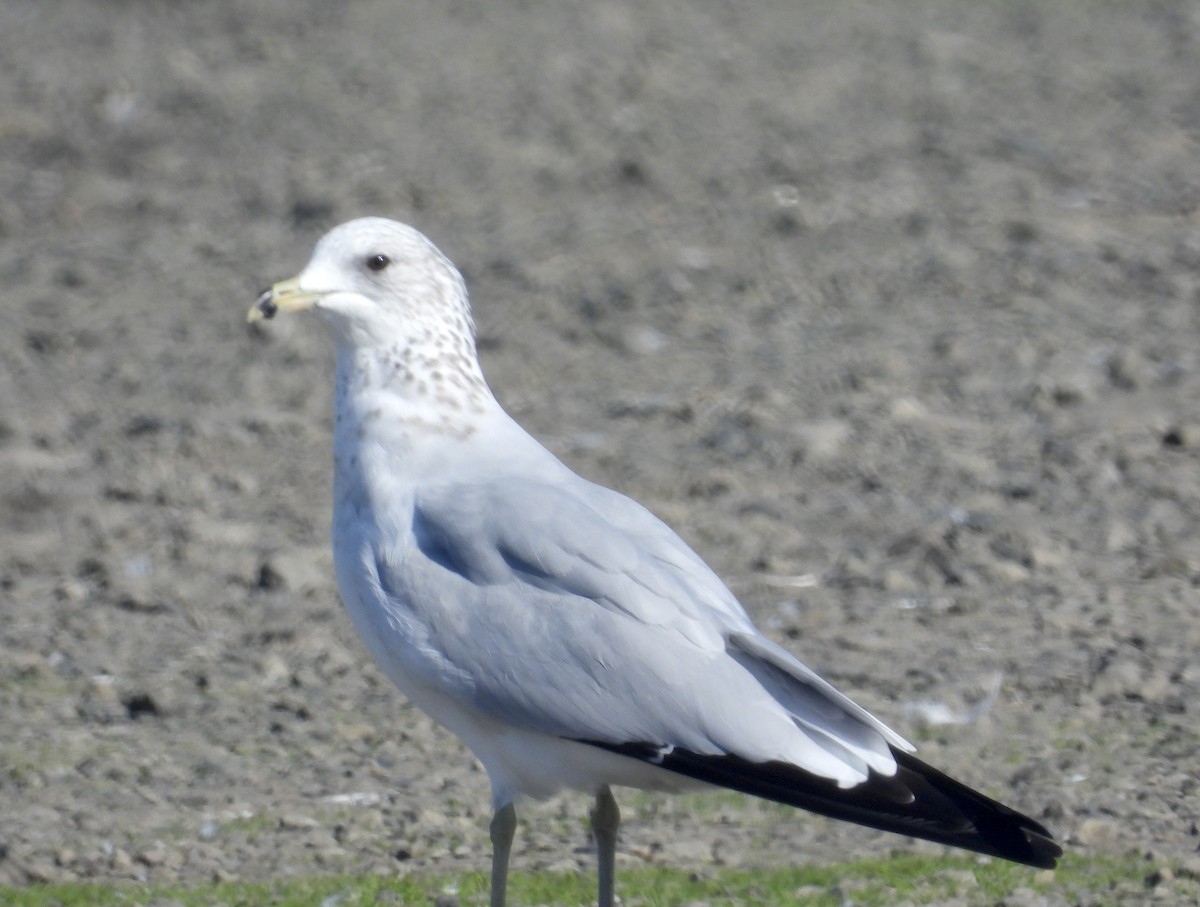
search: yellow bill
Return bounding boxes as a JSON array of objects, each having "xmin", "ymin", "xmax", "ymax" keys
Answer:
[{"xmin": 247, "ymin": 276, "xmax": 319, "ymax": 322}]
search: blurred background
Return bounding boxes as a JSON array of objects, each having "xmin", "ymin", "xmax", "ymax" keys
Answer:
[{"xmin": 2, "ymin": 0, "xmax": 1198, "ymax": 892}]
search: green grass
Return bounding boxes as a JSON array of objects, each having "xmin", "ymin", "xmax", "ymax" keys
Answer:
[{"xmin": 1, "ymin": 852, "xmax": 1189, "ymax": 907}]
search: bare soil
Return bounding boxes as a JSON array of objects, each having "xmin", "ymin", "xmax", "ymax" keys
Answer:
[{"xmin": 2, "ymin": 0, "xmax": 1199, "ymax": 896}]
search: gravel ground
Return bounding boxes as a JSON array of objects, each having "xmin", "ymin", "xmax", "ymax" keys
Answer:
[{"xmin": 3, "ymin": 0, "xmax": 1199, "ymax": 897}]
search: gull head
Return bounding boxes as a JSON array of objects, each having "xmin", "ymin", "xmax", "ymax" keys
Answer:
[{"xmin": 249, "ymin": 217, "xmax": 474, "ymax": 353}]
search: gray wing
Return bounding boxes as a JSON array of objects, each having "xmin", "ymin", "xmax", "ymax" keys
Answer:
[{"xmin": 370, "ymin": 475, "xmax": 909, "ymax": 785}]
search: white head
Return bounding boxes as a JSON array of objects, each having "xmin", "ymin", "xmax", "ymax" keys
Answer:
[
  {"xmin": 250, "ymin": 217, "xmax": 494, "ymax": 426},
  {"xmin": 250, "ymin": 217, "xmax": 475, "ymax": 355}
]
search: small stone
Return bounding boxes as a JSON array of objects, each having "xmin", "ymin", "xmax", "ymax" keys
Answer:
[
  {"xmin": 56, "ymin": 579, "xmax": 89, "ymax": 601},
  {"xmin": 257, "ymin": 549, "xmax": 328, "ymax": 593},
  {"xmin": 937, "ymin": 868, "xmax": 978, "ymax": 889},
  {"xmin": 987, "ymin": 560, "xmax": 1031, "ymax": 584},
  {"xmin": 418, "ymin": 809, "xmax": 449, "ymax": 829},
  {"xmin": 137, "ymin": 845, "xmax": 166, "ymax": 866},
  {"xmin": 110, "ymin": 847, "xmax": 134, "ymax": 871},
  {"xmin": 278, "ymin": 813, "xmax": 320, "ymax": 830},
  {"xmin": 122, "ymin": 691, "xmax": 161, "ymax": 719},
  {"xmin": 333, "ymin": 721, "xmax": 375, "ymax": 742},
  {"xmin": 1092, "ymin": 659, "xmax": 1143, "ymax": 701},
  {"xmin": 1029, "ymin": 537, "xmax": 1067, "ymax": 570},
  {"xmin": 1146, "ymin": 866, "xmax": 1174, "ymax": 885},
  {"xmin": 1162, "ymin": 423, "xmax": 1200, "ymax": 448},
  {"xmin": 890, "ymin": 397, "xmax": 930, "ymax": 422},
  {"xmin": 77, "ymin": 676, "xmax": 126, "ymax": 723},
  {"xmin": 1138, "ymin": 670, "xmax": 1173, "ymax": 704},
  {"xmin": 1141, "ymin": 554, "xmax": 1193, "ymax": 579},
  {"xmin": 1107, "ymin": 349, "xmax": 1149, "ymax": 390},
  {"xmin": 1004, "ymin": 885, "xmax": 1042, "ymax": 906},
  {"xmin": 661, "ymin": 838, "xmax": 713, "ymax": 864},
  {"xmin": 1105, "ymin": 521, "xmax": 1137, "ymax": 553},
  {"xmin": 793, "ymin": 419, "xmax": 853, "ymax": 462},
  {"xmin": 627, "ymin": 324, "xmax": 668, "ymax": 354},
  {"xmin": 1076, "ymin": 817, "xmax": 1122, "ymax": 852},
  {"xmin": 22, "ymin": 862, "xmax": 57, "ymax": 883},
  {"xmin": 258, "ymin": 654, "xmax": 291, "ymax": 687},
  {"xmin": 313, "ymin": 845, "xmax": 349, "ymax": 866},
  {"xmin": 11, "ymin": 652, "xmax": 47, "ymax": 678},
  {"xmin": 883, "ymin": 569, "xmax": 920, "ymax": 594},
  {"xmin": 87, "ymin": 674, "xmax": 121, "ymax": 703}
]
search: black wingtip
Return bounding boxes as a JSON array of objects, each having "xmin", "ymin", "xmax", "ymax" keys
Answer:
[
  {"xmin": 890, "ymin": 749, "xmax": 1062, "ymax": 869},
  {"xmin": 582, "ymin": 740, "xmax": 1062, "ymax": 869}
]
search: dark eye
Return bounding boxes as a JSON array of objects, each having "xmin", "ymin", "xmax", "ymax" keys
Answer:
[{"xmin": 366, "ymin": 253, "xmax": 391, "ymax": 272}]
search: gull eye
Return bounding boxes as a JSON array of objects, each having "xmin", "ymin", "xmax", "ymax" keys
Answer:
[{"xmin": 366, "ymin": 253, "xmax": 391, "ymax": 272}]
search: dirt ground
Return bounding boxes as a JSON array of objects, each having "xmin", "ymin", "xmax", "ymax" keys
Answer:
[{"xmin": 2, "ymin": 0, "xmax": 1199, "ymax": 899}]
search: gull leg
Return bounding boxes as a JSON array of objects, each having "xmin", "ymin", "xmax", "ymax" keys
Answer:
[
  {"xmin": 489, "ymin": 802, "xmax": 517, "ymax": 907},
  {"xmin": 590, "ymin": 785, "xmax": 620, "ymax": 907}
]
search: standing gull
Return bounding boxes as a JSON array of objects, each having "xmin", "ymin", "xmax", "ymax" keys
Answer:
[{"xmin": 248, "ymin": 217, "xmax": 1060, "ymax": 907}]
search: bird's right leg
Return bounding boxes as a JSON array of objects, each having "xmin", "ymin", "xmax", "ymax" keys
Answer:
[
  {"xmin": 590, "ymin": 785, "xmax": 620, "ymax": 907},
  {"xmin": 489, "ymin": 802, "xmax": 517, "ymax": 907}
]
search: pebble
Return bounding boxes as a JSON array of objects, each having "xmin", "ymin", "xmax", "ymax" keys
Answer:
[
  {"xmin": 792, "ymin": 418, "xmax": 853, "ymax": 462},
  {"xmin": 333, "ymin": 721, "xmax": 376, "ymax": 742},
  {"xmin": 257, "ymin": 549, "xmax": 330, "ymax": 593},
  {"xmin": 1001, "ymin": 885, "xmax": 1047, "ymax": 906},
  {"xmin": 278, "ymin": 813, "xmax": 321, "ymax": 830},
  {"xmin": 418, "ymin": 808, "xmax": 449, "ymax": 829},
  {"xmin": 936, "ymin": 868, "xmax": 978, "ymax": 890},
  {"xmin": 137, "ymin": 845, "xmax": 166, "ymax": 866},
  {"xmin": 56, "ymin": 578, "xmax": 89, "ymax": 601},
  {"xmin": 136, "ymin": 843, "xmax": 184, "ymax": 869},
  {"xmin": 22, "ymin": 861, "xmax": 58, "ymax": 883},
  {"xmin": 110, "ymin": 847, "xmax": 134, "ymax": 872},
  {"xmin": 1162, "ymin": 422, "xmax": 1200, "ymax": 448},
  {"xmin": 660, "ymin": 838, "xmax": 712, "ymax": 864},
  {"xmin": 258, "ymin": 653, "xmax": 291, "ymax": 687},
  {"xmin": 1091, "ymin": 659, "xmax": 1144, "ymax": 701},
  {"xmin": 312, "ymin": 845, "xmax": 350, "ymax": 865},
  {"xmin": 1075, "ymin": 817, "xmax": 1122, "ymax": 852},
  {"xmin": 987, "ymin": 559, "xmax": 1032, "ymax": 584},
  {"xmin": 883, "ymin": 568, "xmax": 921, "ymax": 594}
]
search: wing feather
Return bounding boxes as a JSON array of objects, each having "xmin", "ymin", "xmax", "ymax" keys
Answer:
[{"xmin": 352, "ymin": 475, "xmax": 902, "ymax": 788}]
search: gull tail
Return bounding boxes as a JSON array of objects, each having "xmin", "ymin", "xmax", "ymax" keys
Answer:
[{"xmin": 584, "ymin": 741, "xmax": 1061, "ymax": 868}]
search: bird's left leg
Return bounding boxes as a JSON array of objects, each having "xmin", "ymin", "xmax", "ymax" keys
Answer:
[
  {"xmin": 489, "ymin": 801, "xmax": 517, "ymax": 907},
  {"xmin": 590, "ymin": 785, "xmax": 620, "ymax": 907}
]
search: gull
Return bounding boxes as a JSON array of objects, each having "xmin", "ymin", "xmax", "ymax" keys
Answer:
[{"xmin": 248, "ymin": 217, "xmax": 1060, "ymax": 907}]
